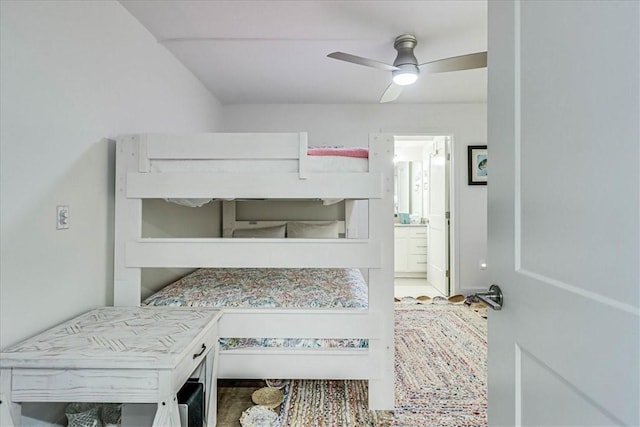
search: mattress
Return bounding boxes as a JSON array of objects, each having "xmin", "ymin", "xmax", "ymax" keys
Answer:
[
  {"xmin": 143, "ymin": 268, "xmax": 368, "ymax": 309},
  {"xmin": 143, "ymin": 267, "xmax": 369, "ymax": 350}
]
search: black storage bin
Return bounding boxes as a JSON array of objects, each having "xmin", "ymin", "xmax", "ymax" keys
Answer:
[{"xmin": 178, "ymin": 379, "xmax": 205, "ymax": 427}]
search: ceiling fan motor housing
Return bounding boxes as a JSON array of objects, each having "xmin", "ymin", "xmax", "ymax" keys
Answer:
[{"xmin": 393, "ymin": 34, "xmax": 419, "ymax": 66}]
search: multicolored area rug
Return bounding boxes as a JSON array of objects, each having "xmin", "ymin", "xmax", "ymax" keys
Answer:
[
  {"xmin": 277, "ymin": 379, "xmax": 391, "ymax": 426},
  {"xmin": 393, "ymin": 304, "xmax": 487, "ymax": 426},
  {"xmin": 277, "ymin": 304, "xmax": 487, "ymax": 426}
]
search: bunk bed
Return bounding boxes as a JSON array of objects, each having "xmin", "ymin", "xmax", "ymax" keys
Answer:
[{"xmin": 113, "ymin": 132, "xmax": 394, "ymax": 410}]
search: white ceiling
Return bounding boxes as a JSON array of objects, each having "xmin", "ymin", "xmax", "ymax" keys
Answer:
[{"xmin": 120, "ymin": 1, "xmax": 487, "ymax": 105}]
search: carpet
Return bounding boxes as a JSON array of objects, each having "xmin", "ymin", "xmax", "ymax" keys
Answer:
[{"xmin": 277, "ymin": 304, "xmax": 487, "ymax": 427}]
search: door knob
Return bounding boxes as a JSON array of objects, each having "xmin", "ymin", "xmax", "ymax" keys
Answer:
[{"xmin": 473, "ymin": 285, "xmax": 503, "ymax": 310}]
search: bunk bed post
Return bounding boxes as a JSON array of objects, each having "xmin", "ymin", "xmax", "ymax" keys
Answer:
[
  {"xmin": 113, "ymin": 136, "xmax": 142, "ymax": 306},
  {"xmin": 298, "ymin": 132, "xmax": 309, "ymax": 179},
  {"xmin": 222, "ymin": 201, "xmax": 236, "ymax": 238},
  {"xmin": 366, "ymin": 133, "xmax": 395, "ymax": 410}
]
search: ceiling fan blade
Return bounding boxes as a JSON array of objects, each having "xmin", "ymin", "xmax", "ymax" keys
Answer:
[
  {"xmin": 379, "ymin": 83, "xmax": 403, "ymax": 103},
  {"xmin": 420, "ymin": 51, "xmax": 487, "ymax": 73},
  {"xmin": 327, "ymin": 52, "xmax": 398, "ymax": 72}
]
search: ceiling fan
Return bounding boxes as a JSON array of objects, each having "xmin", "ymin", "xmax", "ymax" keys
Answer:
[{"xmin": 327, "ymin": 34, "xmax": 487, "ymax": 103}]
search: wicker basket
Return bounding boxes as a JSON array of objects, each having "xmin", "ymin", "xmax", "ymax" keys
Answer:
[
  {"xmin": 240, "ymin": 405, "xmax": 277, "ymax": 427},
  {"xmin": 251, "ymin": 387, "xmax": 284, "ymax": 409},
  {"xmin": 265, "ymin": 379, "xmax": 288, "ymax": 389}
]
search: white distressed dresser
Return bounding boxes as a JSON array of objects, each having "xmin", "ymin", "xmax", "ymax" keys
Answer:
[{"xmin": 0, "ymin": 307, "xmax": 222, "ymax": 426}]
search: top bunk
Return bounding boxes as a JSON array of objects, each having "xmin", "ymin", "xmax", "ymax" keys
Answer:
[
  {"xmin": 113, "ymin": 132, "xmax": 394, "ymax": 305},
  {"xmin": 117, "ymin": 132, "xmax": 389, "ymax": 201}
]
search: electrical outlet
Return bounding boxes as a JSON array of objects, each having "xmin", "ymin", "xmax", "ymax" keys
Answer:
[{"xmin": 56, "ymin": 205, "xmax": 69, "ymax": 230}]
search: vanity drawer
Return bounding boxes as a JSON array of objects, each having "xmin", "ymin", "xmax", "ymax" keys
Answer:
[
  {"xmin": 408, "ymin": 255, "xmax": 428, "ymax": 271},
  {"xmin": 409, "ymin": 227, "xmax": 428, "ymax": 238},
  {"xmin": 408, "ymin": 239, "xmax": 428, "ymax": 255}
]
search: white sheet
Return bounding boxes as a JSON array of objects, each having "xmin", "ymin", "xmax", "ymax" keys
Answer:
[{"xmin": 150, "ymin": 157, "xmax": 368, "ymax": 173}]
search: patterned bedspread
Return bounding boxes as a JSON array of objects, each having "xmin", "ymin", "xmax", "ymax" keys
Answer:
[
  {"xmin": 143, "ymin": 268, "xmax": 369, "ymax": 350},
  {"xmin": 143, "ymin": 267, "xmax": 368, "ymax": 309}
]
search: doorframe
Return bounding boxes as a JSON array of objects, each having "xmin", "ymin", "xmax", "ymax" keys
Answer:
[{"xmin": 393, "ymin": 133, "xmax": 458, "ymax": 296}]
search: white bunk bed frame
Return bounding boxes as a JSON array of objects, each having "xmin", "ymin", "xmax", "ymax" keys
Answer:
[{"xmin": 113, "ymin": 132, "xmax": 394, "ymax": 410}]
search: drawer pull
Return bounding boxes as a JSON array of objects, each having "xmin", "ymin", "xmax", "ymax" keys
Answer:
[{"xmin": 193, "ymin": 343, "xmax": 206, "ymax": 359}]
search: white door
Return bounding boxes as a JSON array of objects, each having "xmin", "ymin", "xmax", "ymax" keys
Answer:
[
  {"xmin": 426, "ymin": 137, "xmax": 449, "ymax": 296},
  {"xmin": 487, "ymin": 1, "xmax": 639, "ymax": 426}
]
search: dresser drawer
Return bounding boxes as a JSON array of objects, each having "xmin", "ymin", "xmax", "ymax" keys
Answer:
[{"xmin": 175, "ymin": 323, "xmax": 219, "ymax": 388}]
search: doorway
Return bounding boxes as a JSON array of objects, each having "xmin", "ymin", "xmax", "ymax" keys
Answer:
[{"xmin": 393, "ymin": 135, "xmax": 452, "ymax": 298}]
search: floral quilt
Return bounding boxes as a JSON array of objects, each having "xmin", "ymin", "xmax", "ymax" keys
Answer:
[
  {"xmin": 143, "ymin": 268, "xmax": 369, "ymax": 350},
  {"xmin": 143, "ymin": 267, "xmax": 368, "ymax": 309}
]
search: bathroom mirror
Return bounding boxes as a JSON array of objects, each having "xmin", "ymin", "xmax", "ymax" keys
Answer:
[{"xmin": 395, "ymin": 161, "xmax": 423, "ymax": 218}]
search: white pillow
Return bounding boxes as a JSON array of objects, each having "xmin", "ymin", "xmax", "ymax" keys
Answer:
[
  {"xmin": 287, "ymin": 221, "xmax": 340, "ymax": 238},
  {"xmin": 232, "ymin": 224, "xmax": 286, "ymax": 238}
]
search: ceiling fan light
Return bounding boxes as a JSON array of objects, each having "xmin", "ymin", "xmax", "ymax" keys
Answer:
[
  {"xmin": 392, "ymin": 71, "xmax": 418, "ymax": 86},
  {"xmin": 392, "ymin": 64, "xmax": 419, "ymax": 86}
]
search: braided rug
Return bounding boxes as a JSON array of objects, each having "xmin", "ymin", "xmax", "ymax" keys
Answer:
[{"xmin": 277, "ymin": 304, "xmax": 487, "ymax": 426}]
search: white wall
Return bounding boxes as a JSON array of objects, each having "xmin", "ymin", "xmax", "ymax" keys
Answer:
[
  {"xmin": 0, "ymin": 0, "xmax": 223, "ymax": 351},
  {"xmin": 222, "ymin": 104, "xmax": 488, "ymax": 294}
]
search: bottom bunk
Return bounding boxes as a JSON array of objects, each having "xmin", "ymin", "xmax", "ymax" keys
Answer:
[{"xmin": 142, "ymin": 267, "xmax": 380, "ymax": 379}]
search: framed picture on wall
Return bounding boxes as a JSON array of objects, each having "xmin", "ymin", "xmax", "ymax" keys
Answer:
[{"xmin": 467, "ymin": 145, "xmax": 488, "ymax": 185}]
